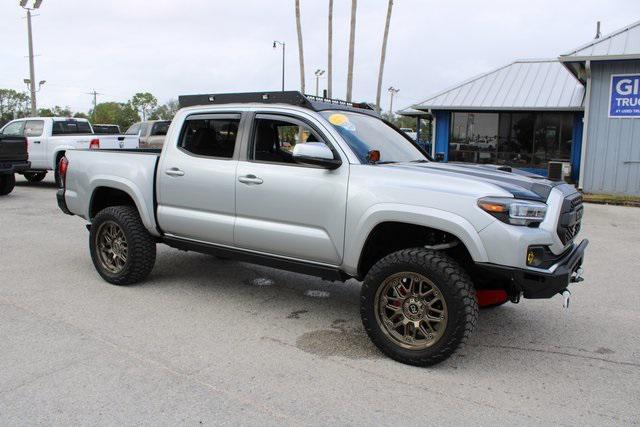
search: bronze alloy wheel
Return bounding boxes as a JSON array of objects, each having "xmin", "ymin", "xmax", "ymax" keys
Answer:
[
  {"xmin": 374, "ymin": 271, "xmax": 448, "ymax": 350},
  {"xmin": 95, "ymin": 220, "xmax": 129, "ymax": 274}
]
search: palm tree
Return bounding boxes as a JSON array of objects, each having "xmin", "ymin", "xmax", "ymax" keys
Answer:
[
  {"xmin": 346, "ymin": 0, "xmax": 357, "ymax": 102},
  {"xmin": 376, "ymin": 0, "xmax": 394, "ymax": 112},
  {"xmin": 327, "ymin": 0, "xmax": 333, "ymax": 98},
  {"xmin": 295, "ymin": 0, "xmax": 306, "ymax": 93}
]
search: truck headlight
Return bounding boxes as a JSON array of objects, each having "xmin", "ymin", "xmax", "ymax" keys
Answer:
[{"xmin": 478, "ymin": 197, "xmax": 547, "ymax": 226}]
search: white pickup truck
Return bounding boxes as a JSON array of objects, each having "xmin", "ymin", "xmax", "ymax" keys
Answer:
[
  {"xmin": 0, "ymin": 117, "xmax": 138, "ymax": 185},
  {"xmin": 57, "ymin": 92, "xmax": 587, "ymax": 366}
]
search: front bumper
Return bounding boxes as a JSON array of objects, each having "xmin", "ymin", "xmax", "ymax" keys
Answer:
[
  {"xmin": 57, "ymin": 188, "xmax": 73, "ymax": 215},
  {"xmin": 476, "ymin": 239, "xmax": 588, "ymax": 299}
]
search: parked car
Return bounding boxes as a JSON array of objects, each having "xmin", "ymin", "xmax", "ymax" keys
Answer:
[
  {"xmin": 93, "ymin": 124, "xmax": 121, "ymax": 135},
  {"xmin": 57, "ymin": 91, "xmax": 587, "ymax": 366},
  {"xmin": 125, "ymin": 120, "xmax": 171, "ymax": 148},
  {"xmin": 400, "ymin": 127, "xmax": 417, "ymax": 141},
  {"xmin": 0, "ymin": 135, "xmax": 30, "ymax": 195},
  {"xmin": 0, "ymin": 117, "xmax": 139, "ymax": 186}
]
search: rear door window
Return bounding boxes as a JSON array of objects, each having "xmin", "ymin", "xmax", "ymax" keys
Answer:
[
  {"xmin": 179, "ymin": 115, "xmax": 240, "ymax": 159},
  {"xmin": 24, "ymin": 120, "xmax": 44, "ymax": 137},
  {"xmin": 151, "ymin": 121, "xmax": 170, "ymax": 136}
]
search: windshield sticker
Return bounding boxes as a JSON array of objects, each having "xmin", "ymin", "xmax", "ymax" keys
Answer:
[{"xmin": 328, "ymin": 113, "xmax": 356, "ymax": 131}]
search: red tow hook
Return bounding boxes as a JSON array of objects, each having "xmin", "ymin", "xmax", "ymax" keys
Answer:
[{"xmin": 476, "ymin": 290, "xmax": 509, "ymax": 308}]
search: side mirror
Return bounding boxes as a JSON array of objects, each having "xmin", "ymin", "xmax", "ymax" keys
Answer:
[{"xmin": 293, "ymin": 142, "xmax": 342, "ymax": 169}]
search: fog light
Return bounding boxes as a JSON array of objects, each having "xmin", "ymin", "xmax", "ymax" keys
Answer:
[{"xmin": 526, "ymin": 247, "xmax": 544, "ymax": 267}]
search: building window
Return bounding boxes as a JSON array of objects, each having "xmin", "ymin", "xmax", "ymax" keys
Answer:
[
  {"xmin": 450, "ymin": 111, "xmax": 574, "ymax": 172},
  {"xmin": 449, "ymin": 112, "xmax": 499, "ymax": 164}
]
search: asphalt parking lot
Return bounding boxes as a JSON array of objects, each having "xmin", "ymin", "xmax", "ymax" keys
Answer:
[{"xmin": 1, "ymin": 174, "xmax": 639, "ymax": 425}]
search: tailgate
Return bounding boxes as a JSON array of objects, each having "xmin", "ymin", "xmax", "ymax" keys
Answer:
[
  {"xmin": 0, "ymin": 136, "xmax": 28, "ymax": 163},
  {"xmin": 96, "ymin": 135, "xmax": 139, "ymax": 149}
]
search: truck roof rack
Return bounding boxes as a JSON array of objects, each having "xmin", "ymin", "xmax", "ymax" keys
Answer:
[{"xmin": 178, "ymin": 91, "xmax": 379, "ymax": 116}]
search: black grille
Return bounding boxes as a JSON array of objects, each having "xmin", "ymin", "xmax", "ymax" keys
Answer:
[{"xmin": 557, "ymin": 192, "xmax": 583, "ymax": 245}]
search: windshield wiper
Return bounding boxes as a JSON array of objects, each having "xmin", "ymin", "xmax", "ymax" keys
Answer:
[{"xmin": 409, "ymin": 159, "xmax": 429, "ymax": 163}]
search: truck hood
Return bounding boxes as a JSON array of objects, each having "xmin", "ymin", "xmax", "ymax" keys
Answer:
[{"xmin": 384, "ymin": 161, "xmax": 561, "ymax": 202}]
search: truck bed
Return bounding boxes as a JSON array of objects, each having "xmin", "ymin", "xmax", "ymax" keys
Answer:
[{"xmin": 63, "ymin": 149, "xmax": 161, "ymax": 234}]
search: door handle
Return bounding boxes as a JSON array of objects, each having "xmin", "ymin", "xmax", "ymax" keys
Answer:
[
  {"xmin": 238, "ymin": 174, "xmax": 263, "ymax": 185},
  {"xmin": 165, "ymin": 168, "xmax": 185, "ymax": 177},
  {"xmin": 33, "ymin": 141, "xmax": 41, "ymax": 144}
]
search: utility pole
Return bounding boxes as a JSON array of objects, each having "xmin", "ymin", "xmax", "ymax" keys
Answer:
[
  {"xmin": 314, "ymin": 69, "xmax": 325, "ymax": 96},
  {"xmin": 20, "ymin": 0, "xmax": 43, "ymax": 116},
  {"xmin": 388, "ymin": 86, "xmax": 399, "ymax": 117},
  {"xmin": 87, "ymin": 89, "xmax": 101, "ymax": 115},
  {"xmin": 273, "ymin": 41, "xmax": 286, "ymax": 91}
]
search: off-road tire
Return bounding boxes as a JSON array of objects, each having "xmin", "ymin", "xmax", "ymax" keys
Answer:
[
  {"xmin": 360, "ymin": 248, "xmax": 478, "ymax": 366},
  {"xmin": 89, "ymin": 205, "xmax": 156, "ymax": 285},
  {"xmin": 23, "ymin": 171, "xmax": 47, "ymax": 182},
  {"xmin": 0, "ymin": 173, "xmax": 16, "ymax": 196}
]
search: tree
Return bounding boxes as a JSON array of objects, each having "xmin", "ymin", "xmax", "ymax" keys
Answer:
[
  {"xmin": 376, "ymin": 0, "xmax": 394, "ymax": 112},
  {"xmin": 149, "ymin": 99, "xmax": 179, "ymax": 120},
  {"xmin": 73, "ymin": 112, "xmax": 89, "ymax": 119},
  {"xmin": 130, "ymin": 92, "xmax": 157, "ymax": 121},
  {"xmin": 0, "ymin": 89, "xmax": 30, "ymax": 125},
  {"xmin": 295, "ymin": 0, "xmax": 306, "ymax": 93},
  {"xmin": 38, "ymin": 106, "xmax": 73, "ymax": 117},
  {"xmin": 346, "ymin": 0, "xmax": 358, "ymax": 101},
  {"xmin": 90, "ymin": 102, "xmax": 140, "ymax": 130},
  {"xmin": 327, "ymin": 0, "xmax": 333, "ymax": 98}
]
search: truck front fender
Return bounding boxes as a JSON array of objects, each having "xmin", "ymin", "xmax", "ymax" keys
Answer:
[{"xmin": 342, "ymin": 203, "xmax": 490, "ymax": 276}]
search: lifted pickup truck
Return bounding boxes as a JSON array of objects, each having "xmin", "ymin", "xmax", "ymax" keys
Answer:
[
  {"xmin": 0, "ymin": 117, "xmax": 138, "ymax": 185},
  {"xmin": 0, "ymin": 135, "xmax": 30, "ymax": 195},
  {"xmin": 57, "ymin": 92, "xmax": 588, "ymax": 366}
]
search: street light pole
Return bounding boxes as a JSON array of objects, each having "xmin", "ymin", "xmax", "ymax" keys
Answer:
[
  {"xmin": 388, "ymin": 86, "xmax": 399, "ymax": 117},
  {"xmin": 26, "ymin": 9, "xmax": 36, "ymax": 115},
  {"xmin": 314, "ymin": 69, "xmax": 325, "ymax": 97},
  {"xmin": 20, "ymin": 0, "xmax": 43, "ymax": 116},
  {"xmin": 273, "ymin": 41, "xmax": 286, "ymax": 91}
]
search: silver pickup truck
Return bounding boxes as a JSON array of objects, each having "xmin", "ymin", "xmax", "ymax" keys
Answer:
[{"xmin": 57, "ymin": 92, "xmax": 588, "ymax": 366}]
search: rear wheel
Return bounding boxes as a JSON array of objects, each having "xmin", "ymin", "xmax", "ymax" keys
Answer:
[
  {"xmin": 0, "ymin": 173, "xmax": 16, "ymax": 196},
  {"xmin": 89, "ymin": 206, "xmax": 156, "ymax": 285},
  {"xmin": 23, "ymin": 171, "xmax": 47, "ymax": 182},
  {"xmin": 361, "ymin": 248, "xmax": 478, "ymax": 366}
]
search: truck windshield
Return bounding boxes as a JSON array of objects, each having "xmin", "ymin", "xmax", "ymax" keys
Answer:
[{"xmin": 321, "ymin": 111, "xmax": 426, "ymax": 164}]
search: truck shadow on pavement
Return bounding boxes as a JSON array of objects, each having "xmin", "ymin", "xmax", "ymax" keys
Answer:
[{"xmin": 145, "ymin": 249, "xmax": 539, "ymax": 364}]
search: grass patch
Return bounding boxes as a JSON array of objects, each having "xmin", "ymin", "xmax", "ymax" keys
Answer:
[{"xmin": 582, "ymin": 193, "xmax": 640, "ymax": 207}]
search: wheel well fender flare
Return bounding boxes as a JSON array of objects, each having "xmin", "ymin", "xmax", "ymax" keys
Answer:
[
  {"xmin": 344, "ymin": 203, "xmax": 490, "ymax": 274},
  {"xmin": 87, "ymin": 177, "xmax": 158, "ymax": 236}
]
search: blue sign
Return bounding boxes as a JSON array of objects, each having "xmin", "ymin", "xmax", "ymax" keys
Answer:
[{"xmin": 609, "ymin": 74, "xmax": 640, "ymax": 118}]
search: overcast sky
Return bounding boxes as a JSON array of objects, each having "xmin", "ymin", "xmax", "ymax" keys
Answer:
[{"xmin": 2, "ymin": 0, "xmax": 640, "ymax": 115}]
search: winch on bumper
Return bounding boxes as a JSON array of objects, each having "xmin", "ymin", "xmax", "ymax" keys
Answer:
[{"xmin": 476, "ymin": 239, "xmax": 589, "ymax": 299}]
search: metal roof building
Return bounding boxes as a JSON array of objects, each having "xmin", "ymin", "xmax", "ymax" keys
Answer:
[
  {"xmin": 403, "ymin": 20, "xmax": 640, "ymax": 195},
  {"xmin": 413, "ymin": 59, "xmax": 584, "ymax": 111}
]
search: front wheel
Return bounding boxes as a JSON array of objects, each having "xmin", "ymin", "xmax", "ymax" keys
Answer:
[
  {"xmin": 360, "ymin": 248, "xmax": 478, "ymax": 366},
  {"xmin": 23, "ymin": 171, "xmax": 47, "ymax": 182},
  {"xmin": 89, "ymin": 205, "xmax": 156, "ymax": 285},
  {"xmin": 0, "ymin": 173, "xmax": 16, "ymax": 196}
]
